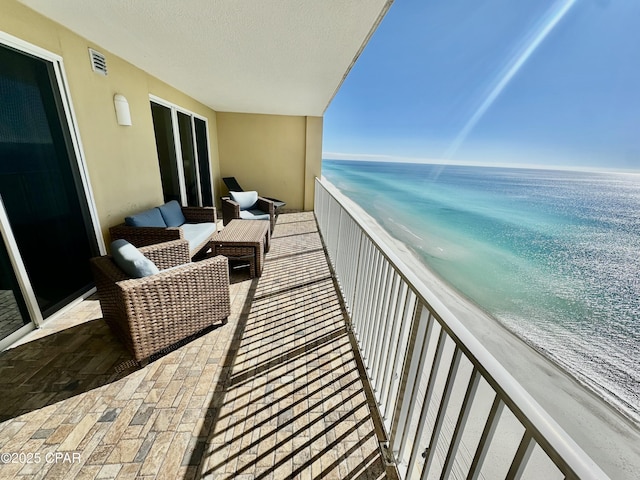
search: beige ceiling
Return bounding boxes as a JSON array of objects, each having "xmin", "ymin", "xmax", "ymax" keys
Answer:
[{"xmin": 18, "ymin": 0, "xmax": 392, "ymax": 117}]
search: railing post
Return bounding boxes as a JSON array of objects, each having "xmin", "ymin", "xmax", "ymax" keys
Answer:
[
  {"xmin": 406, "ymin": 328, "xmax": 449, "ymax": 477},
  {"xmin": 373, "ymin": 271, "xmax": 401, "ymax": 400},
  {"xmin": 467, "ymin": 396, "xmax": 505, "ymax": 480},
  {"xmin": 421, "ymin": 346, "xmax": 463, "ymax": 479},
  {"xmin": 440, "ymin": 368, "xmax": 481, "ymax": 479},
  {"xmin": 382, "ymin": 287, "xmax": 415, "ymax": 429},
  {"xmin": 391, "ymin": 305, "xmax": 433, "ymax": 471}
]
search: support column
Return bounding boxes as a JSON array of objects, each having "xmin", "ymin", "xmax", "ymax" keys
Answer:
[{"xmin": 304, "ymin": 116, "xmax": 323, "ymax": 211}]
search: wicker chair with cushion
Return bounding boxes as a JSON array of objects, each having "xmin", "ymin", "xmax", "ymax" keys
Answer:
[
  {"xmin": 221, "ymin": 191, "xmax": 275, "ymax": 232},
  {"xmin": 222, "ymin": 177, "xmax": 286, "ymax": 209},
  {"xmin": 90, "ymin": 239, "xmax": 230, "ymax": 363}
]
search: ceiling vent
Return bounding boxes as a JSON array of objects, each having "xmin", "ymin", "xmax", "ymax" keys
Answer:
[{"xmin": 88, "ymin": 48, "xmax": 107, "ymax": 76}]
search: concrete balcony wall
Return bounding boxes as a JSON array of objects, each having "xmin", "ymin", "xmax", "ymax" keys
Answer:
[
  {"xmin": 216, "ymin": 112, "xmax": 323, "ymax": 211},
  {"xmin": 1, "ymin": 0, "xmax": 220, "ymax": 244},
  {"xmin": 2, "ymin": 0, "xmax": 324, "ymax": 240}
]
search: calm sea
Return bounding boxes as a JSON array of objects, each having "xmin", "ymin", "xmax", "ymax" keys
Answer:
[{"xmin": 323, "ymin": 159, "xmax": 640, "ymax": 423}]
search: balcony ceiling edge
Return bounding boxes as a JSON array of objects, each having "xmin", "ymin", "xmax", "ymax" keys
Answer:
[{"xmin": 17, "ymin": 0, "xmax": 393, "ymax": 117}]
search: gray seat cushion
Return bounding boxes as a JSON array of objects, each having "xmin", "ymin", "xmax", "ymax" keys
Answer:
[
  {"xmin": 181, "ymin": 223, "xmax": 217, "ymax": 252},
  {"xmin": 111, "ymin": 239, "xmax": 160, "ymax": 278},
  {"xmin": 239, "ymin": 209, "xmax": 270, "ymax": 221},
  {"xmin": 125, "ymin": 207, "xmax": 166, "ymax": 227}
]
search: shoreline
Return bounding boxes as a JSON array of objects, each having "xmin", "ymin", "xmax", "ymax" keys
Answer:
[
  {"xmin": 330, "ymin": 185, "xmax": 640, "ymax": 479},
  {"xmin": 396, "ymin": 237, "xmax": 640, "ymax": 479},
  {"xmin": 403, "ymin": 240, "xmax": 640, "ymax": 428}
]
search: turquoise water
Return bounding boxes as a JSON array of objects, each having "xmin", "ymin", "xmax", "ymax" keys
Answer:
[{"xmin": 323, "ymin": 160, "xmax": 640, "ymax": 422}]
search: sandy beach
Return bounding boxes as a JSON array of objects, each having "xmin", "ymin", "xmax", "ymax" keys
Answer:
[{"xmin": 332, "ymin": 185, "xmax": 640, "ymax": 479}]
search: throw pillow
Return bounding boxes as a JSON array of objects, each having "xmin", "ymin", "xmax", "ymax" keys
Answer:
[
  {"xmin": 230, "ymin": 191, "xmax": 258, "ymax": 210},
  {"xmin": 111, "ymin": 239, "xmax": 160, "ymax": 278},
  {"xmin": 158, "ymin": 200, "xmax": 186, "ymax": 227},
  {"xmin": 125, "ymin": 207, "xmax": 166, "ymax": 227}
]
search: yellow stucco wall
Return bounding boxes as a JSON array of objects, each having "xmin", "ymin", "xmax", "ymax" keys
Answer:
[
  {"xmin": 0, "ymin": 0, "xmax": 219, "ymax": 244},
  {"xmin": 216, "ymin": 112, "xmax": 322, "ymax": 211},
  {"xmin": 2, "ymin": 0, "xmax": 323, "ymax": 246}
]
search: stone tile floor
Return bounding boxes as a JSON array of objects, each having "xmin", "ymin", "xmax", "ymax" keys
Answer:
[
  {"xmin": 0, "ymin": 290, "xmax": 25, "ymax": 340},
  {"xmin": 0, "ymin": 212, "xmax": 398, "ymax": 480}
]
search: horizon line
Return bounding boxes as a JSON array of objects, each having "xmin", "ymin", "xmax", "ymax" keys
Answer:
[{"xmin": 322, "ymin": 152, "xmax": 640, "ymax": 175}]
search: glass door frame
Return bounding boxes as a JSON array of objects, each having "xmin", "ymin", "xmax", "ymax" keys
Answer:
[
  {"xmin": 0, "ymin": 31, "xmax": 105, "ymax": 255},
  {"xmin": 0, "ymin": 196, "xmax": 42, "ymax": 350},
  {"xmin": 0, "ymin": 31, "xmax": 106, "ymax": 345},
  {"xmin": 149, "ymin": 95, "xmax": 214, "ymax": 206}
]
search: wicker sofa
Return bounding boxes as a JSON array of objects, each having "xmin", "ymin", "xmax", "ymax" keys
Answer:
[
  {"xmin": 110, "ymin": 200, "xmax": 218, "ymax": 258},
  {"xmin": 90, "ymin": 239, "xmax": 230, "ymax": 363}
]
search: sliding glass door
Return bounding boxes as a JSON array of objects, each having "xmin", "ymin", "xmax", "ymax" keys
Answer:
[
  {"xmin": 177, "ymin": 111, "xmax": 199, "ymax": 206},
  {"xmin": 150, "ymin": 99, "xmax": 214, "ymax": 207},
  {"xmin": 0, "ymin": 41, "xmax": 100, "ymax": 342},
  {"xmin": 150, "ymin": 102, "xmax": 181, "ymax": 203},
  {"xmin": 194, "ymin": 118, "xmax": 213, "ymax": 207}
]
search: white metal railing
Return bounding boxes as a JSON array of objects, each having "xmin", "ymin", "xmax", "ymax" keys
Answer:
[{"xmin": 314, "ymin": 177, "xmax": 610, "ymax": 480}]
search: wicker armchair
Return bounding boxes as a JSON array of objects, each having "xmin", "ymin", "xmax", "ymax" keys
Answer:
[
  {"xmin": 90, "ymin": 239, "xmax": 230, "ymax": 363},
  {"xmin": 221, "ymin": 196, "xmax": 275, "ymax": 232},
  {"xmin": 109, "ymin": 206, "xmax": 217, "ymax": 258}
]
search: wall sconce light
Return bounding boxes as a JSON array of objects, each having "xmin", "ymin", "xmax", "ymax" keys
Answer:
[{"xmin": 113, "ymin": 94, "xmax": 132, "ymax": 126}]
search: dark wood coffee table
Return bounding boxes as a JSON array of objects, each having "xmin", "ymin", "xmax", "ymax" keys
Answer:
[{"xmin": 209, "ymin": 220, "xmax": 270, "ymax": 277}]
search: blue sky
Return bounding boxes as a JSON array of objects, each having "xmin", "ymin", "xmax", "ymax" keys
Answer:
[{"xmin": 323, "ymin": 0, "xmax": 640, "ymax": 170}]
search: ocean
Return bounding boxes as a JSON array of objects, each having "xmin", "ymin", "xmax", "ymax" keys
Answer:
[{"xmin": 322, "ymin": 159, "xmax": 640, "ymax": 423}]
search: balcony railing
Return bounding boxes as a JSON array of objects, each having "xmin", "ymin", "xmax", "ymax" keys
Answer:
[{"xmin": 314, "ymin": 177, "xmax": 609, "ymax": 480}]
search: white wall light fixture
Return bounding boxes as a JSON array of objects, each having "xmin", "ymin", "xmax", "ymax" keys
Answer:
[{"xmin": 114, "ymin": 94, "xmax": 132, "ymax": 126}]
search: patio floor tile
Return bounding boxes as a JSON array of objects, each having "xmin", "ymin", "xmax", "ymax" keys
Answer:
[{"xmin": 0, "ymin": 212, "xmax": 397, "ymax": 479}]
